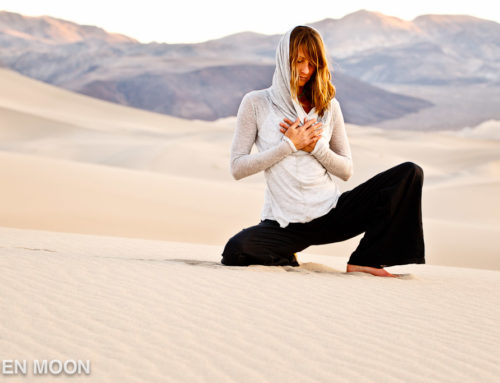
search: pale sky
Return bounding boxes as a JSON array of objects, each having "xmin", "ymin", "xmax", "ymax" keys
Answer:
[{"xmin": 2, "ymin": 0, "xmax": 498, "ymax": 44}]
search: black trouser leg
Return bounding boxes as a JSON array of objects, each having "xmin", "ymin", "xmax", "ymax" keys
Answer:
[
  {"xmin": 221, "ymin": 161, "xmax": 425, "ymax": 268},
  {"xmin": 314, "ymin": 161, "xmax": 425, "ymax": 268},
  {"xmin": 220, "ymin": 220, "xmax": 310, "ymax": 266}
]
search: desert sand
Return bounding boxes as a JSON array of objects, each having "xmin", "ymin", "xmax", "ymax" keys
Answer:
[
  {"xmin": 1, "ymin": 226, "xmax": 499, "ymax": 382},
  {"xmin": 1, "ymin": 67, "xmax": 500, "ymax": 381}
]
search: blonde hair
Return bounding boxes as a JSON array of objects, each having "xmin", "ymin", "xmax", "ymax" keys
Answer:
[{"xmin": 289, "ymin": 26, "xmax": 335, "ymax": 117}]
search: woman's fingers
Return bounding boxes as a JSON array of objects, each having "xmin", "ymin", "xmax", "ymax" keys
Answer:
[
  {"xmin": 311, "ymin": 128, "xmax": 323, "ymax": 137},
  {"xmin": 310, "ymin": 129, "xmax": 323, "ymax": 144},
  {"xmin": 307, "ymin": 135, "xmax": 322, "ymax": 147},
  {"xmin": 282, "ymin": 117, "xmax": 300, "ymax": 129},
  {"xmin": 303, "ymin": 118, "xmax": 318, "ymax": 129},
  {"xmin": 311, "ymin": 134, "xmax": 321, "ymax": 142},
  {"xmin": 282, "ymin": 118, "xmax": 321, "ymax": 130}
]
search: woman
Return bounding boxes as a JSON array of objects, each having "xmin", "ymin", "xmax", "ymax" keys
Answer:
[{"xmin": 221, "ymin": 26, "xmax": 425, "ymax": 277}]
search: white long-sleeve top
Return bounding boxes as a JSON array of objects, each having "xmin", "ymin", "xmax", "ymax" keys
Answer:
[{"xmin": 230, "ymin": 89, "xmax": 353, "ymax": 228}]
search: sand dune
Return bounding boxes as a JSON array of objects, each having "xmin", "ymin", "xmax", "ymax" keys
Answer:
[
  {"xmin": 442, "ymin": 119, "xmax": 500, "ymax": 141},
  {"xmin": 0, "ymin": 151, "xmax": 262, "ymax": 245},
  {"xmin": 0, "ymin": 68, "xmax": 210, "ymax": 134},
  {"xmin": 1, "ymin": 226, "xmax": 499, "ymax": 382}
]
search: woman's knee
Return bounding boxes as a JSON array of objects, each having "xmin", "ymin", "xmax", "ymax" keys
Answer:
[
  {"xmin": 220, "ymin": 230, "xmax": 252, "ymax": 266},
  {"xmin": 224, "ymin": 233, "xmax": 244, "ymax": 253},
  {"xmin": 400, "ymin": 161, "xmax": 424, "ymax": 184}
]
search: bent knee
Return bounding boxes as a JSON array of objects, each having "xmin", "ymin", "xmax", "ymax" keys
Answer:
[
  {"xmin": 401, "ymin": 161, "xmax": 424, "ymax": 183},
  {"xmin": 221, "ymin": 232, "xmax": 249, "ymax": 266}
]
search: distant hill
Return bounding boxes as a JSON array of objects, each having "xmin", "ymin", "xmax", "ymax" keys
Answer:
[
  {"xmin": 76, "ymin": 64, "xmax": 431, "ymax": 124},
  {"xmin": 325, "ymin": 12, "xmax": 500, "ymax": 84},
  {"xmin": 0, "ymin": 11, "xmax": 136, "ymax": 44},
  {"xmin": 1, "ymin": 9, "xmax": 498, "ymax": 124}
]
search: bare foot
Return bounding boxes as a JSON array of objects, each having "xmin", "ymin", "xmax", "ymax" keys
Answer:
[{"xmin": 346, "ymin": 264, "xmax": 396, "ymax": 277}]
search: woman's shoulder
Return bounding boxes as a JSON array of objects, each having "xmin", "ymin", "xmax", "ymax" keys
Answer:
[
  {"xmin": 241, "ymin": 89, "xmax": 270, "ymax": 105},
  {"xmin": 238, "ymin": 89, "xmax": 271, "ymax": 119},
  {"xmin": 330, "ymin": 97, "xmax": 341, "ymax": 108},
  {"xmin": 329, "ymin": 97, "xmax": 343, "ymax": 116},
  {"xmin": 327, "ymin": 97, "xmax": 343, "ymax": 124}
]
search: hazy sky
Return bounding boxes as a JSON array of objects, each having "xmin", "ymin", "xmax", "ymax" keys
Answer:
[{"xmin": 2, "ymin": 0, "xmax": 498, "ymax": 43}]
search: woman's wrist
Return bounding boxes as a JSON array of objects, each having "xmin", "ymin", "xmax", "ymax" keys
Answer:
[
  {"xmin": 282, "ymin": 136, "xmax": 298, "ymax": 152},
  {"xmin": 311, "ymin": 136, "xmax": 326, "ymax": 156}
]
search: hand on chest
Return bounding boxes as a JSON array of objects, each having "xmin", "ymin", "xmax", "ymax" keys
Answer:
[{"xmin": 256, "ymin": 111, "xmax": 332, "ymax": 150}]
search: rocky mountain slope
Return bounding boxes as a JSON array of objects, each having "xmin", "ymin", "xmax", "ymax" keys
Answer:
[{"xmin": 1, "ymin": 9, "xmax": 498, "ymax": 124}]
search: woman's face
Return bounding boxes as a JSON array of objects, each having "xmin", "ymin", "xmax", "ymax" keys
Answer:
[{"xmin": 296, "ymin": 46, "xmax": 316, "ymax": 87}]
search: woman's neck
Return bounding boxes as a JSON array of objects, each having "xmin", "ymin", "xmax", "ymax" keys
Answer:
[
  {"xmin": 298, "ymin": 87, "xmax": 312, "ymax": 113},
  {"xmin": 298, "ymin": 86, "xmax": 307, "ymax": 104}
]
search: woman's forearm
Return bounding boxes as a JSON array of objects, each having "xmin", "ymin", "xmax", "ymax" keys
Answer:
[
  {"xmin": 311, "ymin": 137, "xmax": 353, "ymax": 181},
  {"xmin": 311, "ymin": 100, "xmax": 353, "ymax": 181},
  {"xmin": 230, "ymin": 93, "xmax": 294, "ymax": 180},
  {"xmin": 231, "ymin": 139, "xmax": 294, "ymax": 180}
]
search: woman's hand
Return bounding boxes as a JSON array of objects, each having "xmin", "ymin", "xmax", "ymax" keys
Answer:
[
  {"xmin": 279, "ymin": 117, "xmax": 323, "ymax": 152},
  {"xmin": 302, "ymin": 139, "xmax": 320, "ymax": 153}
]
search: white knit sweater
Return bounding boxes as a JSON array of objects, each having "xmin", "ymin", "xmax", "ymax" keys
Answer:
[
  {"xmin": 230, "ymin": 27, "xmax": 353, "ymax": 228},
  {"xmin": 230, "ymin": 90, "xmax": 353, "ymax": 227}
]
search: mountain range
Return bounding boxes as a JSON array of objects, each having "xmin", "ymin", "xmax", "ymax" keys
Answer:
[{"xmin": 1, "ymin": 9, "xmax": 499, "ymax": 125}]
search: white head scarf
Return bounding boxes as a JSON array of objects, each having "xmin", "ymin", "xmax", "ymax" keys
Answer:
[{"xmin": 269, "ymin": 26, "xmax": 332, "ymax": 125}]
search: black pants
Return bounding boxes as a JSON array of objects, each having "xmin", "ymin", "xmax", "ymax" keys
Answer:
[{"xmin": 221, "ymin": 162, "xmax": 425, "ymax": 268}]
